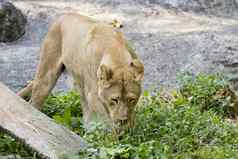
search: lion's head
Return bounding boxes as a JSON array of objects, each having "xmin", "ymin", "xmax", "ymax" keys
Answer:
[{"xmin": 97, "ymin": 59, "xmax": 144, "ymax": 133}]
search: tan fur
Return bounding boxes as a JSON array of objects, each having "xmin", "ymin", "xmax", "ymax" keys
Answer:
[{"xmin": 18, "ymin": 13, "xmax": 144, "ymax": 131}]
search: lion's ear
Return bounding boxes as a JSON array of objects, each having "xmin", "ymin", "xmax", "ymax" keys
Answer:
[
  {"xmin": 97, "ymin": 64, "xmax": 113, "ymax": 81},
  {"xmin": 130, "ymin": 59, "xmax": 144, "ymax": 82}
]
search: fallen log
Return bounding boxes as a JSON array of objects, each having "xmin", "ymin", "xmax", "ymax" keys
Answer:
[{"xmin": 0, "ymin": 82, "xmax": 87, "ymax": 159}]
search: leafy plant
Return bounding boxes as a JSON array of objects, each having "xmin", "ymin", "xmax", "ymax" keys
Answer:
[
  {"xmin": 0, "ymin": 132, "xmax": 38, "ymax": 158},
  {"xmin": 1, "ymin": 73, "xmax": 238, "ymax": 159}
]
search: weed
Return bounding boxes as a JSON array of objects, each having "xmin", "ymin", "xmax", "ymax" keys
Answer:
[{"xmin": 1, "ymin": 74, "xmax": 238, "ymax": 159}]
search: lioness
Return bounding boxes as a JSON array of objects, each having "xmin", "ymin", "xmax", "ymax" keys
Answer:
[{"xmin": 18, "ymin": 13, "xmax": 144, "ymax": 132}]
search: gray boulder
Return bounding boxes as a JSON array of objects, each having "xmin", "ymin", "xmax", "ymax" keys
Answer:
[{"xmin": 0, "ymin": 1, "xmax": 27, "ymax": 42}]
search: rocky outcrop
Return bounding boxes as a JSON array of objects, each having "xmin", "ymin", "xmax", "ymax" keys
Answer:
[
  {"xmin": 1, "ymin": 1, "xmax": 238, "ymax": 92},
  {"xmin": 0, "ymin": 1, "xmax": 26, "ymax": 42},
  {"xmin": 148, "ymin": 0, "xmax": 238, "ymax": 16}
]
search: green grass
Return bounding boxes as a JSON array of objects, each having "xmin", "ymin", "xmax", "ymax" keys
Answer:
[{"xmin": 1, "ymin": 73, "xmax": 238, "ymax": 159}]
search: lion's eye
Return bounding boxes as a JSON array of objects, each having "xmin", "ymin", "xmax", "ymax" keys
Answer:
[
  {"xmin": 111, "ymin": 97, "xmax": 119, "ymax": 105},
  {"xmin": 128, "ymin": 98, "xmax": 136, "ymax": 104}
]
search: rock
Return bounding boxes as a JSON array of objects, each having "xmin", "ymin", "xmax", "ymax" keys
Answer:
[
  {"xmin": 0, "ymin": 1, "xmax": 27, "ymax": 42},
  {"xmin": 147, "ymin": 0, "xmax": 238, "ymax": 16},
  {"xmin": 1, "ymin": 1, "xmax": 238, "ymax": 93}
]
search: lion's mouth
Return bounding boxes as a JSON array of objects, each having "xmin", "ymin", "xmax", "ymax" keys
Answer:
[{"xmin": 112, "ymin": 120, "xmax": 130, "ymax": 136}]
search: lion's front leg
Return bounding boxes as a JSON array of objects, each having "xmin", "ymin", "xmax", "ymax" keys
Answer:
[
  {"xmin": 73, "ymin": 82, "xmax": 92, "ymax": 128},
  {"xmin": 30, "ymin": 64, "xmax": 64, "ymax": 109},
  {"xmin": 30, "ymin": 20, "xmax": 64, "ymax": 109},
  {"xmin": 82, "ymin": 92, "xmax": 110, "ymax": 129}
]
